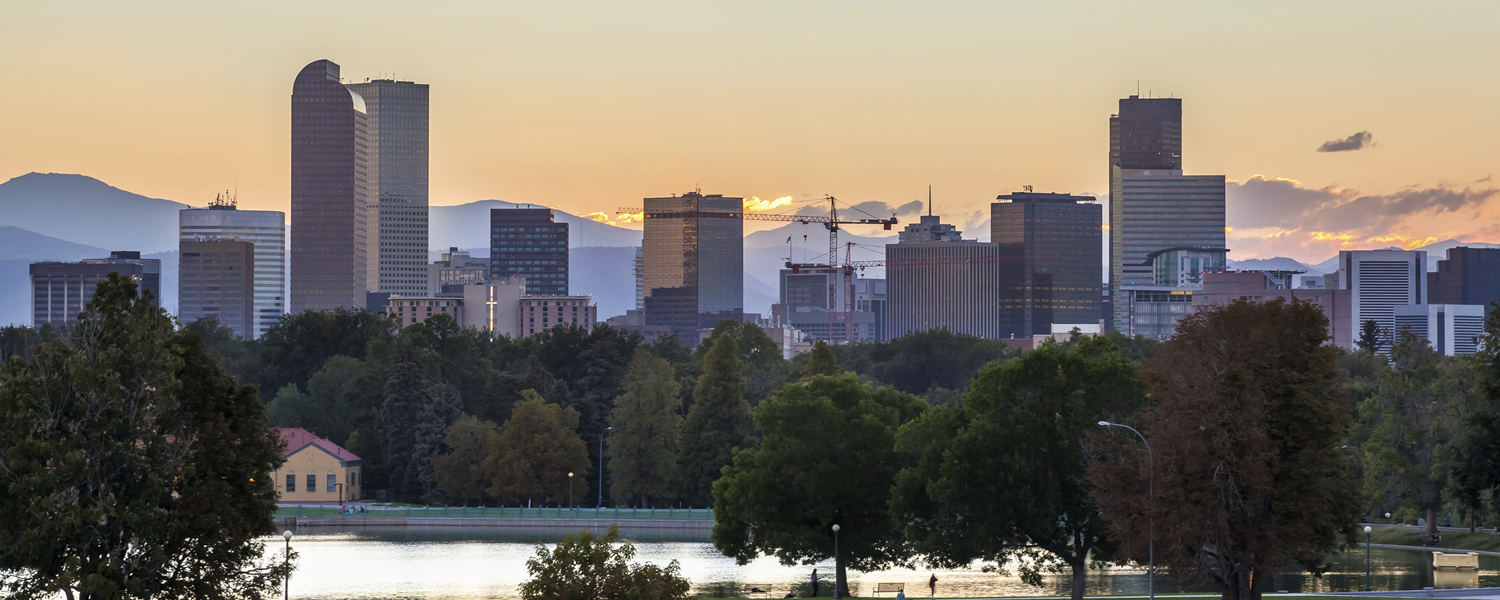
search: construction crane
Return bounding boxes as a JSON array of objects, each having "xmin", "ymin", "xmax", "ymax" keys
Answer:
[{"xmin": 618, "ymin": 195, "xmax": 898, "ymax": 343}]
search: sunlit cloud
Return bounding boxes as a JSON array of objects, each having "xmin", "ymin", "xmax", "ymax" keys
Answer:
[
  {"xmin": 1310, "ymin": 231, "xmax": 1356, "ymax": 242},
  {"xmin": 1364, "ymin": 233, "xmax": 1449, "ymax": 249},
  {"xmin": 744, "ymin": 195, "xmax": 794, "ymax": 213},
  {"xmin": 583, "ymin": 211, "xmax": 643, "ymax": 226}
]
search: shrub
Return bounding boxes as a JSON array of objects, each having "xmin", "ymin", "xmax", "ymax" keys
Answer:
[{"xmin": 520, "ymin": 525, "xmax": 692, "ymax": 600}]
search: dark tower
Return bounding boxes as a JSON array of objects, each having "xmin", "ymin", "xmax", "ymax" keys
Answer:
[
  {"xmin": 489, "ymin": 208, "xmax": 570, "ymax": 296},
  {"xmin": 1109, "ymin": 96, "xmax": 1182, "ymax": 171},
  {"xmin": 290, "ymin": 59, "xmax": 370, "ymax": 312}
]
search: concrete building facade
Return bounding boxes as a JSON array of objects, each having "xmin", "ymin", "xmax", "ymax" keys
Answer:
[
  {"xmin": 519, "ymin": 296, "xmax": 597, "ymax": 337},
  {"xmin": 884, "ymin": 240, "xmax": 1010, "ymax": 341},
  {"xmin": 345, "ymin": 79, "xmax": 429, "ymax": 298},
  {"xmin": 1395, "ymin": 304, "xmax": 1486, "ymax": 356},
  {"xmin": 290, "ymin": 59, "xmax": 370, "ymax": 312},
  {"xmin": 29, "ymin": 260, "xmax": 146, "ymax": 327},
  {"xmin": 179, "ymin": 240, "xmax": 257, "ymax": 339},
  {"xmin": 490, "ymin": 208, "xmax": 569, "ymax": 296},
  {"xmin": 1428, "ymin": 246, "xmax": 1500, "ymax": 309},
  {"xmin": 180, "ymin": 202, "xmax": 286, "ymax": 338},
  {"xmin": 274, "ymin": 427, "xmax": 361, "ymax": 503},
  {"xmin": 1339, "ymin": 250, "xmax": 1428, "ymax": 352},
  {"xmin": 992, "ymin": 192, "xmax": 1103, "ymax": 337},
  {"xmin": 771, "ymin": 266, "xmax": 881, "ymax": 343}
]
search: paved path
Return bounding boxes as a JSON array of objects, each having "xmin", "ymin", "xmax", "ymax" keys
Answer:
[
  {"xmin": 1362, "ymin": 543, "xmax": 1500, "ymax": 558},
  {"xmin": 274, "ymin": 515, "xmax": 713, "ymax": 529}
]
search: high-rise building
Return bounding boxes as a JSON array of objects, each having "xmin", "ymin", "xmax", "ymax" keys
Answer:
[
  {"xmin": 633, "ymin": 246, "xmax": 645, "ymax": 311},
  {"xmin": 1339, "ymin": 250, "xmax": 1428, "ymax": 352},
  {"xmin": 884, "ymin": 212, "xmax": 1012, "ymax": 341},
  {"xmin": 345, "ymin": 79, "xmax": 429, "ymax": 298},
  {"xmin": 290, "ymin": 59, "xmax": 370, "ymax": 312},
  {"xmin": 1428, "ymin": 246, "xmax": 1500, "ymax": 308},
  {"xmin": 180, "ymin": 199, "xmax": 286, "ymax": 338},
  {"xmin": 489, "ymin": 208, "xmax": 569, "ymax": 296},
  {"xmin": 427, "ymin": 247, "xmax": 490, "ymax": 297},
  {"xmin": 642, "ymin": 192, "xmax": 744, "ymax": 340},
  {"xmin": 771, "ymin": 266, "xmax": 881, "ymax": 343},
  {"xmin": 1395, "ymin": 304, "xmax": 1486, "ymax": 356},
  {"xmin": 179, "ymin": 240, "xmax": 257, "ymax": 338},
  {"xmin": 1107, "ymin": 96, "xmax": 1224, "ymax": 332},
  {"xmin": 992, "ymin": 192, "xmax": 1103, "ymax": 337},
  {"xmin": 29, "ymin": 252, "xmax": 155, "ymax": 327}
]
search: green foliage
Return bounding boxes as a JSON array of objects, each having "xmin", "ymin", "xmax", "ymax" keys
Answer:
[
  {"xmin": 489, "ymin": 390, "xmax": 592, "ymax": 505},
  {"xmin": 520, "ymin": 525, "xmax": 691, "ymax": 600},
  {"xmin": 433, "ymin": 415, "xmax": 502, "ymax": 504},
  {"xmin": 713, "ymin": 373, "xmax": 925, "ymax": 598},
  {"xmin": 834, "ymin": 329, "xmax": 1017, "ymax": 394},
  {"xmin": 1358, "ymin": 319, "xmax": 1389, "ymax": 354},
  {"xmin": 680, "ymin": 334, "xmax": 757, "ymax": 506},
  {"xmin": 1449, "ymin": 304, "xmax": 1500, "ymax": 517},
  {"xmin": 1091, "ymin": 299, "xmax": 1362, "ymax": 600},
  {"xmin": 608, "ymin": 349, "xmax": 683, "ymax": 507},
  {"xmin": 252, "ymin": 307, "xmax": 395, "ymax": 400},
  {"xmin": 682, "ymin": 320, "xmax": 788, "ymax": 406},
  {"xmin": 799, "ymin": 341, "xmax": 841, "ymax": 380},
  {"xmin": 414, "ymin": 382, "xmax": 464, "ymax": 502},
  {"xmin": 0, "ymin": 274, "xmax": 290, "ymax": 600},
  {"xmin": 382, "ymin": 344, "xmax": 433, "ymax": 500},
  {"xmin": 479, "ymin": 355, "xmax": 571, "ymax": 424},
  {"xmin": 891, "ymin": 336, "xmax": 1139, "ymax": 599}
]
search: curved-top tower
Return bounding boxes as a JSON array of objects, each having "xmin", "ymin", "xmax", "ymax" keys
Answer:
[{"xmin": 290, "ymin": 59, "xmax": 370, "ymax": 313}]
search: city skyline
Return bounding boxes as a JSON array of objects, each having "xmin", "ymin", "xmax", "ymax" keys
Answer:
[{"xmin": 3, "ymin": 2, "xmax": 1497, "ymax": 266}]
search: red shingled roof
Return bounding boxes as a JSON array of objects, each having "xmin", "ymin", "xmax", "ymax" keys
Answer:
[{"xmin": 278, "ymin": 427, "xmax": 361, "ymax": 462}]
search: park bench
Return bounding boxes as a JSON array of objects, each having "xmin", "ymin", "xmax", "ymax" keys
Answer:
[
  {"xmin": 874, "ymin": 582, "xmax": 906, "ymax": 596},
  {"xmin": 741, "ymin": 583, "xmax": 775, "ymax": 597}
]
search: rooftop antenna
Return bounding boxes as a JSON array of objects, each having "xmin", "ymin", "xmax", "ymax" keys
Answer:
[
  {"xmin": 1137, "ymin": 80, "xmax": 1140, "ymax": 96},
  {"xmin": 927, "ymin": 185, "xmax": 932, "ymax": 216}
]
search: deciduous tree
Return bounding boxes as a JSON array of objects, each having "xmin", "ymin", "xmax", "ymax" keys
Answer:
[
  {"xmin": 488, "ymin": 390, "xmax": 592, "ymax": 505},
  {"xmin": 521, "ymin": 525, "xmax": 691, "ymax": 600},
  {"xmin": 433, "ymin": 415, "xmax": 502, "ymax": 504},
  {"xmin": 799, "ymin": 340, "xmax": 841, "ymax": 380}
]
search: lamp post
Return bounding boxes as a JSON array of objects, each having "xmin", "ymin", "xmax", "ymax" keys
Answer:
[
  {"xmin": 282, "ymin": 530, "xmax": 293, "ymax": 600},
  {"xmin": 599, "ymin": 426, "xmax": 612, "ymax": 507},
  {"xmin": 568, "ymin": 472, "xmax": 575, "ymax": 509},
  {"xmin": 1100, "ymin": 421, "xmax": 1153, "ymax": 600},
  {"xmin": 832, "ymin": 524, "xmax": 842, "ymax": 600},
  {"xmin": 1364, "ymin": 525, "xmax": 1373, "ymax": 591}
]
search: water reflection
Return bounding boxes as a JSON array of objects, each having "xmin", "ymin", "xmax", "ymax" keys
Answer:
[{"xmin": 271, "ymin": 526, "xmax": 1495, "ymax": 599}]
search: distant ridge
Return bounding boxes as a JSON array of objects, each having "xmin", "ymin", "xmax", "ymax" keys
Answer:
[{"xmin": 0, "ymin": 173, "xmax": 188, "ymax": 253}]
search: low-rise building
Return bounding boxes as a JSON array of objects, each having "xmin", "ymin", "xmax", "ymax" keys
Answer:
[
  {"xmin": 274, "ymin": 427, "xmax": 361, "ymax": 503},
  {"xmin": 387, "ymin": 297, "xmax": 465, "ymax": 327},
  {"xmin": 1394, "ymin": 304, "xmax": 1486, "ymax": 356}
]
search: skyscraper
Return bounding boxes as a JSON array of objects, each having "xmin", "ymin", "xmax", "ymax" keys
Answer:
[
  {"xmin": 290, "ymin": 59, "xmax": 370, "ymax": 312},
  {"xmin": 489, "ymin": 208, "xmax": 569, "ymax": 296},
  {"xmin": 1340, "ymin": 249, "xmax": 1428, "ymax": 352},
  {"xmin": 1428, "ymin": 246, "xmax": 1500, "ymax": 307},
  {"xmin": 641, "ymin": 192, "xmax": 744, "ymax": 340},
  {"xmin": 180, "ymin": 198, "xmax": 286, "ymax": 338},
  {"xmin": 179, "ymin": 240, "xmax": 257, "ymax": 338},
  {"xmin": 1107, "ymin": 96, "xmax": 1225, "ymax": 331},
  {"xmin": 345, "ymin": 79, "xmax": 430, "ymax": 298},
  {"xmin": 992, "ymin": 192, "xmax": 1102, "ymax": 337}
]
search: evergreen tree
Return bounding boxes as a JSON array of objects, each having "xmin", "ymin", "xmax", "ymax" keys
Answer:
[
  {"xmin": 413, "ymin": 382, "xmax": 464, "ymax": 503},
  {"xmin": 608, "ymin": 349, "xmax": 683, "ymax": 507},
  {"xmin": 380, "ymin": 344, "xmax": 430, "ymax": 501},
  {"xmin": 680, "ymin": 334, "xmax": 757, "ymax": 506},
  {"xmin": 488, "ymin": 390, "xmax": 592, "ymax": 505},
  {"xmin": 433, "ymin": 416, "xmax": 502, "ymax": 504},
  {"xmin": 1357, "ymin": 319, "xmax": 1388, "ymax": 354},
  {"xmin": 477, "ymin": 355, "xmax": 570, "ymax": 424},
  {"xmin": 799, "ymin": 340, "xmax": 841, "ymax": 380}
]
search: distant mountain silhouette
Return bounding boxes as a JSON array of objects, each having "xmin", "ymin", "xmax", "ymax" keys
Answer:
[
  {"xmin": 1227, "ymin": 256, "xmax": 1318, "ymax": 272},
  {"xmin": 431, "ymin": 200, "xmax": 642, "ymax": 250},
  {"xmin": 0, "ymin": 173, "xmax": 189, "ymax": 253},
  {"xmin": 0, "ymin": 226, "xmax": 108, "ymax": 262}
]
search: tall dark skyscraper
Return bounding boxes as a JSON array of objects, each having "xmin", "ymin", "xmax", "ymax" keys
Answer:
[
  {"xmin": 179, "ymin": 240, "xmax": 257, "ymax": 339},
  {"xmin": 1428, "ymin": 246, "xmax": 1500, "ymax": 306},
  {"xmin": 993, "ymin": 192, "xmax": 1102, "ymax": 337},
  {"xmin": 642, "ymin": 192, "xmax": 743, "ymax": 340},
  {"xmin": 489, "ymin": 208, "xmax": 569, "ymax": 296},
  {"xmin": 290, "ymin": 59, "xmax": 370, "ymax": 312},
  {"xmin": 345, "ymin": 79, "xmax": 430, "ymax": 298},
  {"xmin": 1107, "ymin": 95, "xmax": 1224, "ymax": 331}
]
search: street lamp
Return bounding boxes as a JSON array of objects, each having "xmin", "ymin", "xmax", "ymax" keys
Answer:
[
  {"xmin": 1364, "ymin": 525, "xmax": 1373, "ymax": 591},
  {"xmin": 568, "ymin": 472, "xmax": 575, "ymax": 509},
  {"xmin": 1100, "ymin": 421, "xmax": 1153, "ymax": 600},
  {"xmin": 600, "ymin": 426, "xmax": 612, "ymax": 507},
  {"xmin": 832, "ymin": 524, "xmax": 842, "ymax": 600},
  {"xmin": 282, "ymin": 530, "xmax": 293, "ymax": 600}
]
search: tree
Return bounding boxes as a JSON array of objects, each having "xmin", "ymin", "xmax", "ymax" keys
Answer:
[
  {"xmin": 608, "ymin": 349, "xmax": 683, "ymax": 507},
  {"xmin": 433, "ymin": 416, "xmax": 503, "ymax": 504},
  {"xmin": 1091, "ymin": 299, "xmax": 1362, "ymax": 600},
  {"xmin": 489, "ymin": 390, "xmax": 592, "ymax": 505},
  {"xmin": 252, "ymin": 307, "xmax": 394, "ymax": 400},
  {"xmin": 413, "ymin": 382, "xmax": 464, "ymax": 503},
  {"xmin": 682, "ymin": 320, "xmax": 788, "ymax": 407},
  {"xmin": 891, "ymin": 336, "xmax": 1140, "ymax": 600},
  {"xmin": 679, "ymin": 334, "xmax": 757, "ymax": 506},
  {"xmin": 520, "ymin": 525, "xmax": 691, "ymax": 600},
  {"xmin": 381, "ymin": 344, "xmax": 431, "ymax": 501},
  {"xmin": 478, "ymin": 355, "xmax": 570, "ymax": 425},
  {"xmin": 1357, "ymin": 319, "xmax": 1389, "ymax": 354},
  {"xmin": 0, "ymin": 274, "xmax": 291, "ymax": 600},
  {"xmin": 1448, "ymin": 305, "xmax": 1500, "ymax": 525},
  {"xmin": 835, "ymin": 329, "xmax": 1016, "ymax": 395},
  {"xmin": 799, "ymin": 340, "xmax": 841, "ymax": 380},
  {"xmin": 713, "ymin": 374, "xmax": 926, "ymax": 598}
]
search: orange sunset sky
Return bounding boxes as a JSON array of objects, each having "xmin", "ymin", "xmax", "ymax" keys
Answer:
[{"xmin": 2, "ymin": 1, "xmax": 1497, "ymax": 263}]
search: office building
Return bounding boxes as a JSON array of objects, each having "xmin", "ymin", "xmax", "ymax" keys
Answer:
[
  {"xmin": 29, "ymin": 253, "xmax": 155, "ymax": 327},
  {"xmin": 898, "ymin": 215, "xmax": 963, "ymax": 243},
  {"xmin": 1193, "ymin": 270, "xmax": 1353, "ymax": 347},
  {"xmin": 1339, "ymin": 250, "xmax": 1427, "ymax": 352},
  {"xmin": 345, "ymin": 79, "xmax": 429, "ymax": 297},
  {"xmin": 884, "ymin": 234, "xmax": 1011, "ymax": 340},
  {"xmin": 642, "ymin": 192, "xmax": 744, "ymax": 340},
  {"xmin": 1394, "ymin": 304, "xmax": 1486, "ymax": 356},
  {"xmin": 180, "ymin": 198, "xmax": 286, "ymax": 338},
  {"xmin": 519, "ymin": 296, "xmax": 598, "ymax": 337},
  {"xmin": 771, "ymin": 267, "xmax": 882, "ymax": 343},
  {"xmin": 428, "ymin": 247, "xmax": 489, "ymax": 296},
  {"xmin": 290, "ymin": 59, "xmax": 371, "ymax": 312},
  {"xmin": 490, "ymin": 208, "xmax": 569, "ymax": 296},
  {"xmin": 1148, "ymin": 247, "xmax": 1227, "ymax": 287},
  {"xmin": 179, "ymin": 240, "xmax": 257, "ymax": 338},
  {"xmin": 634, "ymin": 246, "xmax": 645, "ymax": 311},
  {"xmin": 1428, "ymin": 247, "xmax": 1500, "ymax": 309},
  {"xmin": 386, "ymin": 297, "xmax": 464, "ymax": 328},
  {"xmin": 462, "ymin": 276, "xmax": 527, "ymax": 338},
  {"xmin": 992, "ymin": 192, "xmax": 1102, "ymax": 337},
  {"xmin": 1107, "ymin": 95, "xmax": 1225, "ymax": 331}
]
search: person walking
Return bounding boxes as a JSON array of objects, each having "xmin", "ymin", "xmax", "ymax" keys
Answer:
[
  {"xmin": 929, "ymin": 573, "xmax": 938, "ymax": 599},
  {"xmin": 811, "ymin": 569, "xmax": 819, "ymax": 597}
]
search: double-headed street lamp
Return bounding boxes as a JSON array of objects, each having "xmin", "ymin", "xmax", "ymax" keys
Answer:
[
  {"xmin": 282, "ymin": 530, "xmax": 293, "ymax": 600},
  {"xmin": 1099, "ymin": 421, "xmax": 1153, "ymax": 600}
]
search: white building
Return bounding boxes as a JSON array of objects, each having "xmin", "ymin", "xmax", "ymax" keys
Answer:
[
  {"xmin": 1394, "ymin": 304, "xmax": 1485, "ymax": 356},
  {"xmin": 1338, "ymin": 250, "xmax": 1427, "ymax": 353},
  {"xmin": 179, "ymin": 200, "xmax": 286, "ymax": 339}
]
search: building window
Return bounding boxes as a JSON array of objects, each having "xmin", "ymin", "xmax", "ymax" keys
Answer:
[
  {"xmin": 328, "ymin": 473, "xmax": 337, "ymax": 493},
  {"xmin": 352, "ymin": 471, "xmax": 359, "ymax": 487},
  {"xmin": 286, "ymin": 473, "xmax": 296, "ymax": 492},
  {"xmin": 307, "ymin": 473, "xmax": 317, "ymax": 493}
]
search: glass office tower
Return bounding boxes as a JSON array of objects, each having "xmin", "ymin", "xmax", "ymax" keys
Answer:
[{"xmin": 290, "ymin": 59, "xmax": 370, "ymax": 312}]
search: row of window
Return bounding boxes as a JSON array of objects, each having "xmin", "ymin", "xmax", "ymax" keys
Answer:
[{"xmin": 283, "ymin": 471, "xmax": 358, "ymax": 493}]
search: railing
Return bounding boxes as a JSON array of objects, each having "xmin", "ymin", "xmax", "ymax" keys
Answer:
[{"xmin": 274, "ymin": 505, "xmax": 715, "ymax": 521}]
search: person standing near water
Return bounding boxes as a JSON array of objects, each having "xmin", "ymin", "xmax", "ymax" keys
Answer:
[
  {"xmin": 811, "ymin": 569, "xmax": 819, "ymax": 597},
  {"xmin": 929, "ymin": 573, "xmax": 937, "ymax": 599}
]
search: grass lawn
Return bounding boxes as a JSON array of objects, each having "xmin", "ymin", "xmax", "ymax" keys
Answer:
[{"xmin": 1367, "ymin": 527, "xmax": 1500, "ymax": 552}]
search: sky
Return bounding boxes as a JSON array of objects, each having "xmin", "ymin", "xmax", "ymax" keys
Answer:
[{"xmin": 2, "ymin": 1, "xmax": 1497, "ymax": 264}]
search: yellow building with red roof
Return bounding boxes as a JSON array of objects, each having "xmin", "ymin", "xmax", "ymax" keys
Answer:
[{"xmin": 275, "ymin": 428, "xmax": 362, "ymax": 503}]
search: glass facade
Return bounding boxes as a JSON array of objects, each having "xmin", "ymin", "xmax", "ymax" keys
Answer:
[
  {"xmin": 291, "ymin": 59, "xmax": 370, "ymax": 312},
  {"xmin": 179, "ymin": 206, "xmax": 285, "ymax": 338},
  {"xmin": 179, "ymin": 240, "xmax": 257, "ymax": 338},
  {"xmin": 489, "ymin": 208, "xmax": 569, "ymax": 296},
  {"xmin": 641, "ymin": 193, "xmax": 744, "ymax": 340},
  {"xmin": 1108, "ymin": 169, "xmax": 1226, "ymax": 331},
  {"xmin": 345, "ymin": 79, "xmax": 430, "ymax": 298},
  {"xmin": 992, "ymin": 193, "xmax": 1103, "ymax": 337}
]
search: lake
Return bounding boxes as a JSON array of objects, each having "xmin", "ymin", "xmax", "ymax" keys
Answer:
[{"xmin": 272, "ymin": 525, "xmax": 1498, "ymax": 599}]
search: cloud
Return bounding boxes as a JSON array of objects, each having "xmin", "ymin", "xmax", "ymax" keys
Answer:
[
  {"xmin": 1317, "ymin": 131, "xmax": 1373, "ymax": 153},
  {"xmin": 790, "ymin": 199, "xmax": 924, "ymax": 220}
]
